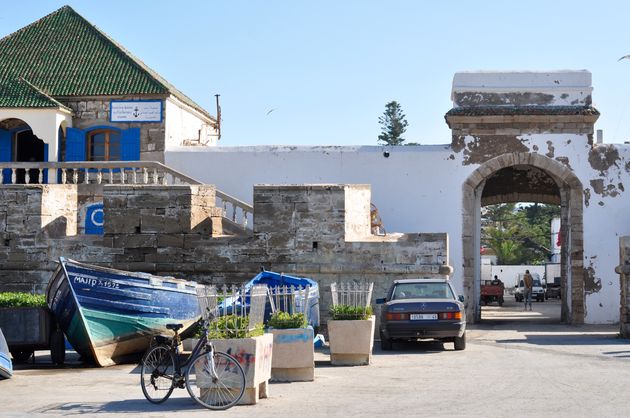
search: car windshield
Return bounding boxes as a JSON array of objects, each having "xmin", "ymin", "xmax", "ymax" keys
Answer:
[{"xmin": 391, "ymin": 282, "xmax": 454, "ymax": 300}]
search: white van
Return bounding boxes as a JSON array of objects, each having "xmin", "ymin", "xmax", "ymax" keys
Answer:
[{"xmin": 514, "ymin": 273, "xmax": 545, "ymax": 302}]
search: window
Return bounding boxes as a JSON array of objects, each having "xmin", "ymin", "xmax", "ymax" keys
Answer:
[
  {"xmin": 87, "ymin": 129, "xmax": 121, "ymax": 161},
  {"xmin": 392, "ymin": 282, "xmax": 455, "ymax": 300}
]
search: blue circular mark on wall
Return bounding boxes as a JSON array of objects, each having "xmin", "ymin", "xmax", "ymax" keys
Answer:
[{"xmin": 85, "ymin": 203, "xmax": 104, "ymax": 234}]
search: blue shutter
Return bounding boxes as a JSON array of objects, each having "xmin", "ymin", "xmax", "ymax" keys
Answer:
[
  {"xmin": 65, "ymin": 127, "xmax": 86, "ymax": 161},
  {"xmin": 121, "ymin": 128, "xmax": 140, "ymax": 161},
  {"xmin": 0, "ymin": 129, "xmax": 11, "ymax": 184}
]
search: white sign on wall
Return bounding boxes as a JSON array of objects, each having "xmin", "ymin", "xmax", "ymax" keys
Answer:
[{"xmin": 110, "ymin": 100, "xmax": 162, "ymax": 122}]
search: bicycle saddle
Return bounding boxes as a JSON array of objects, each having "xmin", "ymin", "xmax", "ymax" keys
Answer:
[{"xmin": 166, "ymin": 323, "xmax": 184, "ymax": 331}]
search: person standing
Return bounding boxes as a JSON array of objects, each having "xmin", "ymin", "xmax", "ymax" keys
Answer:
[{"xmin": 523, "ymin": 270, "xmax": 534, "ymax": 311}]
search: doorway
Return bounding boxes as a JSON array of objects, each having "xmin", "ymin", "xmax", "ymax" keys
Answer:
[
  {"xmin": 462, "ymin": 152, "xmax": 585, "ymax": 324},
  {"xmin": 15, "ymin": 129, "xmax": 46, "ymax": 184}
]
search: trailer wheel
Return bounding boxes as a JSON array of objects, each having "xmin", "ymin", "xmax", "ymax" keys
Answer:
[{"xmin": 50, "ymin": 329, "xmax": 66, "ymax": 365}]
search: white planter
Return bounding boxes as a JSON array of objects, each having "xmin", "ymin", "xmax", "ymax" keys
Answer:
[
  {"xmin": 210, "ymin": 333, "xmax": 273, "ymax": 405},
  {"xmin": 182, "ymin": 338, "xmax": 197, "ymax": 352},
  {"xmin": 270, "ymin": 327, "xmax": 314, "ymax": 382},
  {"xmin": 327, "ymin": 315, "xmax": 375, "ymax": 366}
]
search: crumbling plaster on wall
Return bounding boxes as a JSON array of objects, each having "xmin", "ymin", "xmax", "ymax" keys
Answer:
[
  {"xmin": 446, "ymin": 130, "xmax": 630, "ymax": 323},
  {"xmin": 164, "ymin": 135, "xmax": 630, "ymax": 323}
]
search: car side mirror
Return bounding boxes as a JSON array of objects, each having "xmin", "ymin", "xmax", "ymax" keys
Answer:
[
  {"xmin": 376, "ymin": 298, "xmax": 386, "ymax": 304},
  {"xmin": 458, "ymin": 295, "xmax": 465, "ymax": 303}
]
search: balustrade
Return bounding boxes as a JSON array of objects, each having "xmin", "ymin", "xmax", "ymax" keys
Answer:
[{"xmin": 0, "ymin": 161, "xmax": 254, "ymax": 232}]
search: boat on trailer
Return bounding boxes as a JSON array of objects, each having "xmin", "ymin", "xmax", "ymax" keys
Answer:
[
  {"xmin": 46, "ymin": 257, "xmax": 201, "ymax": 367},
  {"xmin": 0, "ymin": 327, "xmax": 12, "ymax": 379}
]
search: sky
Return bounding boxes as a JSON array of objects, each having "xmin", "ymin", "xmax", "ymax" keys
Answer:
[{"xmin": 3, "ymin": 1, "xmax": 630, "ymax": 146}]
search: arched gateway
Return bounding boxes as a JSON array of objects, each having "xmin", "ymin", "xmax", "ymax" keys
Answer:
[{"xmin": 462, "ymin": 152, "xmax": 584, "ymax": 324}]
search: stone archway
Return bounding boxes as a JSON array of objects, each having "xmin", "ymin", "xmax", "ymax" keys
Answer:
[{"xmin": 462, "ymin": 152, "xmax": 584, "ymax": 324}]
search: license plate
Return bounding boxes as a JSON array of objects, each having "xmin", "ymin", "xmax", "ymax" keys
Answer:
[{"xmin": 410, "ymin": 314, "xmax": 437, "ymax": 320}]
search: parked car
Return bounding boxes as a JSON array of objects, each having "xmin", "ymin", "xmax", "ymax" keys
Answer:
[
  {"xmin": 376, "ymin": 278, "xmax": 466, "ymax": 351},
  {"xmin": 514, "ymin": 273, "xmax": 545, "ymax": 302}
]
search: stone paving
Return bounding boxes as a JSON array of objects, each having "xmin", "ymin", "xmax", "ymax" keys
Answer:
[{"xmin": 3, "ymin": 299, "xmax": 630, "ymax": 417}]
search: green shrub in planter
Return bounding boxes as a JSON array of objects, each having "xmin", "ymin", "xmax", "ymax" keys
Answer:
[
  {"xmin": 267, "ymin": 312, "xmax": 307, "ymax": 329},
  {"xmin": 0, "ymin": 292, "xmax": 46, "ymax": 308},
  {"xmin": 329, "ymin": 305, "xmax": 373, "ymax": 320},
  {"xmin": 207, "ymin": 314, "xmax": 264, "ymax": 339}
]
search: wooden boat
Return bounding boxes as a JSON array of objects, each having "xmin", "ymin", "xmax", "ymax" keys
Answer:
[
  {"xmin": 0, "ymin": 327, "xmax": 12, "ymax": 379},
  {"xmin": 46, "ymin": 257, "xmax": 201, "ymax": 367}
]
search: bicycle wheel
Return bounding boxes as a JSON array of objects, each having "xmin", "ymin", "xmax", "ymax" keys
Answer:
[
  {"xmin": 140, "ymin": 345, "xmax": 176, "ymax": 403},
  {"xmin": 185, "ymin": 351, "xmax": 246, "ymax": 410}
]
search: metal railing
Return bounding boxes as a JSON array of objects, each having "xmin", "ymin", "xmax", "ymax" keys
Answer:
[
  {"xmin": 267, "ymin": 285, "xmax": 313, "ymax": 325},
  {"xmin": 196, "ymin": 284, "xmax": 267, "ymax": 338},
  {"xmin": 330, "ymin": 281, "xmax": 374, "ymax": 309}
]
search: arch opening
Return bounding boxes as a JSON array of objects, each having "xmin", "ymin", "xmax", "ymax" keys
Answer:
[
  {"xmin": 0, "ymin": 118, "xmax": 46, "ymax": 184},
  {"xmin": 462, "ymin": 153, "xmax": 584, "ymax": 325}
]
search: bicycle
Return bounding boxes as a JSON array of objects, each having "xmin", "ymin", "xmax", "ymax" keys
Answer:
[{"xmin": 140, "ymin": 318, "xmax": 246, "ymax": 410}]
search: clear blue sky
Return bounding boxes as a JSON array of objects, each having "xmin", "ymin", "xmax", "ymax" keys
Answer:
[{"xmin": 3, "ymin": 1, "xmax": 630, "ymax": 146}]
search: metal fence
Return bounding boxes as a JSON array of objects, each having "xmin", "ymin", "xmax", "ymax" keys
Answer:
[
  {"xmin": 330, "ymin": 281, "xmax": 374, "ymax": 309},
  {"xmin": 196, "ymin": 284, "xmax": 267, "ymax": 338},
  {"xmin": 267, "ymin": 285, "xmax": 312, "ymax": 325}
]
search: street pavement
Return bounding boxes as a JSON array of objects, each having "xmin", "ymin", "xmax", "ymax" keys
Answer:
[{"xmin": 2, "ymin": 296, "xmax": 629, "ymax": 417}]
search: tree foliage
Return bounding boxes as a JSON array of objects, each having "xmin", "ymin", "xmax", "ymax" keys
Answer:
[
  {"xmin": 481, "ymin": 203, "xmax": 560, "ymax": 265},
  {"xmin": 378, "ymin": 101, "xmax": 409, "ymax": 145}
]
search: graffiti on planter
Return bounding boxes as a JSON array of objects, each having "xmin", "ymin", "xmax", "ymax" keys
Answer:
[
  {"xmin": 225, "ymin": 341, "xmax": 272, "ymax": 375},
  {"xmin": 276, "ymin": 332, "xmax": 311, "ymax": 344},
  {"xmin": 226, "ymin": 347, "xmax": 255, "ymax": 375}
]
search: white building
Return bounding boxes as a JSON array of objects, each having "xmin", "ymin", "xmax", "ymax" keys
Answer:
[{"xmin": 166, "ymin": 70, "xmax": 628, "ymax": 325}]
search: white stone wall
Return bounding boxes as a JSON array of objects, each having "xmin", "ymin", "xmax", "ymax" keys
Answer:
[
  {"xmin": 165, "ymin": 137, "xmax": 630, "ymax": 324},
  {"xmin": 165, "ymin": 96, "xmax": 218, "ymax": 149},
  {"xmin": 452, "ymin": 71, "xmax": 593, "ymax": 106}
]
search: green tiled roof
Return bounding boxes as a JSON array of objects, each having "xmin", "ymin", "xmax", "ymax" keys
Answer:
[
  {"xmin": 0, "ymin": 5, "xmax": 212, "ymax": 119},
  {"xmin": 0, "ymin": 77, "xmax": 69, "ymax": 109}
]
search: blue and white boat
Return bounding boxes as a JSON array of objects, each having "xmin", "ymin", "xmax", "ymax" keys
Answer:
[
  {"xmin": 46, "ymin": 257, "xmax": 201, "ymax": 367},
  {"xmin": 0, "ymin": 327, "xmax": 12, "ymax": 379}
]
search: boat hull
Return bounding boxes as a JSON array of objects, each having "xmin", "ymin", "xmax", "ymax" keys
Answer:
[
  {"xmin": 47, "ymin": 258, "xmax": 201, "ymax": 367},
  {"xmin": 0, "ymin": 328, "xmax": 12, "ymax": 379}
]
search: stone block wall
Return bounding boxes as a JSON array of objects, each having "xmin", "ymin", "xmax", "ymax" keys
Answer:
[
  {"xmin": 63, "ymin": 95, "xmax": 168, "ymax": 162},
  {"xmin": 103, "ymin": 185, "xmax": 222, "ymax": 270},
  {"xmin": 0, "ymin": 182, "xmax": 451, "ymax": 328},
  {"xmin": 0, "ymin": 185, "xmax": 79, "ymax": 291}
]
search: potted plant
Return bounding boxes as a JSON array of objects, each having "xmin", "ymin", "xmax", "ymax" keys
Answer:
[
  {"xmin": 0, "ymin": 292, "xmax": 65, "ymax": 364},
  {"xmin": 327, "ymin": 305, "xmax": 375, "ymax": 366},
  {"xmin": 267, "ymin": 311, "xmax": 314, "ymax": 382},
  {"xmin": 207, "ymin": 314, "xmax": 273, "ymax": 405}
]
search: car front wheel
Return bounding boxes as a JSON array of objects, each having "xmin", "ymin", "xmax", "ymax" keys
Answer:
[{"xmin": 454, "ymin": 333, "xmax": 466, "ymax": 351}]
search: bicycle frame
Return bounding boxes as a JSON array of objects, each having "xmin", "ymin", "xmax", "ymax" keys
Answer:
[{"xmin": 160, "ymin": 319, "xmax": 219, "ymax": 383}]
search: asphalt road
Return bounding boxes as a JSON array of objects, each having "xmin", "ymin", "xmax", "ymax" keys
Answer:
[{"xmin": 2, "ymin": 302, "xmax": 629, "ymax": 417}]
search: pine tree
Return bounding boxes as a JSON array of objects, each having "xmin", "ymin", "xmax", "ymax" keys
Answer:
[{"xmin": 378, "ymin": 101, "xmax": 409, "ymax": 145}]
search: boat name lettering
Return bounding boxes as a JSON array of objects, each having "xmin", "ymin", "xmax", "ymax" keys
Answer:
[{"xmin": 73, "ymin": 276, "xmax": 120, "ymax": 289}]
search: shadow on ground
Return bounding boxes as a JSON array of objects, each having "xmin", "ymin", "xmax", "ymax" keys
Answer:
[{"xmin": 34, "ymin": 398, "xmax": 204, "ymax": 414}]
